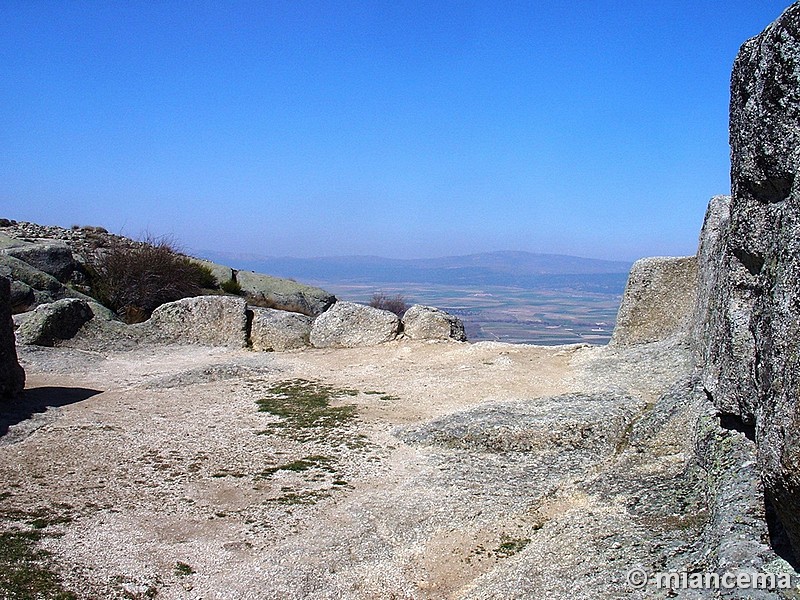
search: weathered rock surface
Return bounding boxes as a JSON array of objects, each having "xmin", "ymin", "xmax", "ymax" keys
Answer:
[
  {"xmin": 310, "ymin": 301, "xmax": 400, "ymax": 348},
  {"xmin": 402, "ymin": 392, "xmax": 645, "ymax": 457},
  {"xmin": 0, "ymin": 254, "xmax": 63, "ymax": 297},
  {"xmin": 139, "ymin": 295, "xmax": 248, "ymax": 348},
  {"xmin": 14, "ymin": 298, "xmax": 93, "ymax": 346},
  {"xmin": 236, "ymin": 270, "xmax": 335, "ymax": 317},
  {"xmin": 2, "ymin": 240, "xmax": 79, "ymax": 282},
  {"xmin": 0, "ymin": 253, "xmax": 94, "ymax": 314},
  {"xmin": 9, "ymin": 280, "xmax": 35, "ymax": 313},
  {"xmin": 0, "ymin": 277, "xmax": 24, "ymax": 399},
  {"xmin": 697, "ymin": 2, "xmax": 800, "ymax": 560},
  {"xmin": 692, "ymin": 195, "xmax": 731, "ymax": 357},
  {"xmin": 249, "ymin": 307, "xmax": 312, "ymax": 351},
  {"xmin": 610, "ymin": 255, "xmax": 698, "ymax": 346},
  {"xmin": 402, "ymin": 304, "xmax": 467, "ymax": 342}
]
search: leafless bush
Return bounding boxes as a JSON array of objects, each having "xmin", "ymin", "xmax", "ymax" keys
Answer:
[
  {"xmin": 369, "ymin": 292, "xmax": 408, "ymax": 317},
  {"xmin": 86, "ymin": 235, "xmax": 215, "ymax": 323}
]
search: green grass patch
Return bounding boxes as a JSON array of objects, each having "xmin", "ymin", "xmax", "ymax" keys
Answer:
[
  {"xmin": 256, "ymin": 455, "xmax": 334, "ymax": 479},
  {"xmin": 174, "ymin": 561, "xmax": 195, "ymax": 576},
  {"xmin": 0, "ymin": 502, "xmax": 78, "ymax": 600},
  {"xmin": 253, "ymin": 380, "xmax": 379, "ymax": 504},
  {"xmin": 256, "ymin": 379, "xmax": 360, "ymax": 443},
  {"xmin": 271, "ymin": 489, "xmax": 330, "ymax": 505},
  {"xmin": 493, "ymin": 535, "xmax": 531, "ymax": 558}
]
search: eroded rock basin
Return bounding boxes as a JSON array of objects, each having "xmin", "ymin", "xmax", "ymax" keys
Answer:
[{"xmin": 1, "ymin": 339, "xmax": 788, "ymax": 599}]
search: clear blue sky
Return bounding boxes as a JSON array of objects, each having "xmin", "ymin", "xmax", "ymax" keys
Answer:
[{"xmin": 0, "ymin": 1, "xmax": 791, "ymax": 261}]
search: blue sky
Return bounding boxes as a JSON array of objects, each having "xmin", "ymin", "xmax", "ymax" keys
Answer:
[{"xmin": 0, "ymin": 1, "xmax": 790, "ymax": 261}]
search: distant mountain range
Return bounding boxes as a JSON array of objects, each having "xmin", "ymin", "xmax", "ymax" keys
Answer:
[{"xmin": 196, "ymin": 250, "xmax": 633, "ymax": 293}]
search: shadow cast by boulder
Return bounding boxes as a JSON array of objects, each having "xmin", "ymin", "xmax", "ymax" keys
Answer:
[{"xmin": 0, "ymin": 386, "xmax": 103, "ymax": 437}]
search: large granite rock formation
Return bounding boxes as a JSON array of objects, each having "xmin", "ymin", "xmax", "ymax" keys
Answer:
[
  {"xmin": 0, "ymin": 254, "xmax": 92, "ymax": 313},
  {"xmin": 140, "ymin": 296, "xmax": 248, "ymax": 348},
  {"xmin": 189, "ymin": 258, "xmax": 234, "ymax": 288},
  {"xmin": 698, "ymin": 2, "xmax": 800, "ymax": 558},
  {"xmin": 310, "ymin": 301, "xmax": 400, "ymax": 348},
  {"xmin": 610, "ymin": 256, "xmax": 698, "ymax": 347},
  {"xmin": 236, "ymin": 270, "xmax": 335, "ymax": 317},
  {"xmin": 15, "ymin": 298, "xmax": 94, "ymax": 346},
  {"xmin": 249, "ymin": 307, "xmax": 312, "ymax": 351},
  {"xmin": 402, "ymin": 304, "xmax": 467, "ymax": 342},
  {"xmin": 2, "ymin": 240, "xmax": 79, "ymax": 282},
  {"xmin": 0, "ymin": 277, "xmax": 24, "ymax": 398}
]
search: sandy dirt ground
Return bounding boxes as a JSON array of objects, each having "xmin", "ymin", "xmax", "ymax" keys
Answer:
[{"xmin": 1, "ymin": 338, "xmax": 692, "ymax": 599}]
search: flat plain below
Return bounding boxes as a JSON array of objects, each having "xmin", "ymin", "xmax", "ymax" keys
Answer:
[{"xmin": 306, "ymin": 281, "xmax": 625, "ymax": 345}]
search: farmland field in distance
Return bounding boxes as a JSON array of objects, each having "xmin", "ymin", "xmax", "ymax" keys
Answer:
[{"xmin": 307, "ymin": 281, "xmax": 624, "ymax": 346}]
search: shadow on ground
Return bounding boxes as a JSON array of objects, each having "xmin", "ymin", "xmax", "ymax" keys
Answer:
[{"xmin": 0, "ymin": 387, "xmax": 103, "ymax": 437}]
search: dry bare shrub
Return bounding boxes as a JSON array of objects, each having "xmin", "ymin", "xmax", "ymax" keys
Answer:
[
  {"xmin": 87, "ymin": 235, "xmax": 215, "ymax": 323},
  {"xmin": 369, "ymin": 292, "xmax": 408, "ymax": 317}
]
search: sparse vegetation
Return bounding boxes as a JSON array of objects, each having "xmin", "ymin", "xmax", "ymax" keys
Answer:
[
  {"xmin": 254, "ymin": 380, "xmax": 373, "ymax": 504},
  {"xmin": 0, "ymin": 500, "xmax": 78, "ymax": 600},
  {"xmin": 220, "ymin": 277, "xmax": 242, "ymax": 295},
  {"xmin": 174, "ymin": 561, "xmax": 195, "ymax": 576},
  {"xmin": 255, "ymin": 455, "xmax": 335, "ymax": 479},
  {"xmin": 86, "ymin": 235, "xmax": 217, "ymax": 323},
  {"xmin": 256, "ymin": 379, "xmax": 360, "ymax": 441},
  {"xmin": 493, "ymin": 535, "xmax": 531, "ymax": 558},
  {"xmin": 369, "ymin": 292, "xmax": 409, "ymax": 317}
]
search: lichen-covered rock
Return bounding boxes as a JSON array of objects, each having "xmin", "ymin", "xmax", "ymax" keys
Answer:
[
  {"xmin": 0, "ymin": 277, "xmax": 24, "ymax": 398},
  {"xmin": 189, "ymin": 258, "xmax": 234, "ymax": 287},
  {"xmin": 402, "ymin": 304, "xmax": 467, "ymax": 342},
  {"xmin": 0, "ymin": 253, "xmax": 94, "ymax": 313},
  {"xmin": 14, "ymin": 298, "xmax": 93, "ymax": 346},
  {"xmin": 698, "ymin": 2, "xmax": 800, "ymax": 558},
  {"xmin": 2, "ymin": 240, "xmax": 79, "ymax": 282},
  {"xmin": 236, "ymin": 270, "xmax": 335, "ymax": 317},
  {"xmin": 141, "ymin": 296, "xmax": 248, "ymax": 348},
  {"xmin": 249, "ymin": 307, "xmax": 312, "ymax": 351},
  {"xmin": 310, "ymin": 301, "xmax": 399, "ymax": 348},
  {"xmin": 609, "ymin": 256, "xmax": 698, "ymax": 346},
  {"xmin": 0, "ymin": 254, "xmax": 63, "ymax": 295},
  {"xmin": 692, "ymin": 195, "xmax": 732, "ymax": 354}
]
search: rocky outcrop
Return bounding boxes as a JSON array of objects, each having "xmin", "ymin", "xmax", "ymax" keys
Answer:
[
  {"xmin": 140, "ymin": 296, "xmax": 248, "ymax": 348},
  {"xmin": 14, "ymin": 298, "xmax": 93, "ymax": 346},
  {"xmin": 609, "ymin": 256, "xmax": 698, "ymax": 346},
  {"xmin": 696, "ymin": 2, "xmax": 800, "ymax": 560},
  {"xmin": 310, "ymin": 301, "xmax": 400, "ymax": 348},
  {"xmin": 0, "ymin": 254, "xmax": 63, "ymax": 298},
  {"xmin": 2, "ymin": 240, "xmax": 79, "ymax": 282},
  {"xmin": 0, "ymin": 254, "xmax": 92, "ymax": 313},
  {"xmin": 0, "ymin": 277, "xmax": 24, "ymax": 398},
  {"xmin": 402, "ymin": 304, "xmax": 467, "ymax": 342},
  {"xmin": 250, "ymin": 307, "xmax": 312, "ymax": 351},
  {"xmin": 236, "ymin": 271, "xmax": 335, "ymax": 317}
]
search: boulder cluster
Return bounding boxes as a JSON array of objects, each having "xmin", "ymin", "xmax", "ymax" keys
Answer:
[{"xmin": 0, "ymin": 220, "xmax": 468, "ymax": 399}]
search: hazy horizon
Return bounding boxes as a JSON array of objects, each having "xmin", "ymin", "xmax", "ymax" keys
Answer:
[
  {"xmin": 2, "ymin": 2, "xmax": 790, "ymax": 262},
  {"xmin": 195, "ymin": 246, "xmax": 635, "ymax": 265}
]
